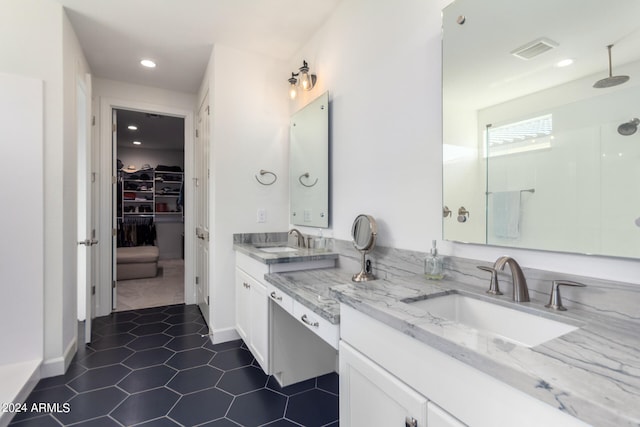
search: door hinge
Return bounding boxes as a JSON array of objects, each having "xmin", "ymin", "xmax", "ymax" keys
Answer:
[
  {"xmin": 112, "ymin": 123, "xmax": 116, "ymax": 132},
  {"xmin": 91, "ymin": 172, "xmax": 96, "ymax": 183},
  {"xmin": 92, "ymin": 116, "xmax": 96, "ymax": 126},
  {"xmin": 112, "ymin": 228, "xmax": 117, "ymax": 237},
  {"xmin": 112, "ymin": 280, "xmax": 116, "ymax": 289},
  {"xmin": 91, "ymin": 285, "xmax": 96, "ymax": 295},
  {"xmin": 196, "ymin": 129, "xmax": 199, "ymax": 138},
  {"xmin": 195, "ymin": 276, "xmax": 199, "ymax": 285},
  {"xmin": 206, "ymin": 105, "xmax": 210, "ymax": 115},
  {"xmin": 207, "ymin": 296, "xmax": 210, "ymax": 305},
  {"xmin": 112, "ymin": 176, "xmax": 116, "ymax": 184},
  {"xmin": 208, "ymin": 169, "xmax": 210, "ymax": 178}
]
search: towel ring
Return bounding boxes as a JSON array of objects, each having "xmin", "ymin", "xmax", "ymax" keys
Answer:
[
  {"xmin": 299, "ymin": 172, "xmax": 318, "ymax": 188},
  {"xmin": 255, "ymin": 169, "xmax": 277, "ymax": 186}
]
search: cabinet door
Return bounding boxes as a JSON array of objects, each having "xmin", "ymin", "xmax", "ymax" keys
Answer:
[
  {"xmin": 428, "ymin": 402, "xmax": 466, "ymax": 427},
  {"xmin": 235, "ymin": 268, "xmax": 251, "ymax": 341},
  {"xmin": 249, "ymin": 279, "xmax": 269, "ymax": 373},
  {"xmin": 340, "ymin": 341, "xmax": 427, "ymax": 427}
]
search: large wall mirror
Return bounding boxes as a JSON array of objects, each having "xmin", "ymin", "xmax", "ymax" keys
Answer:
[
  {"xmin": 443, "ymin": 0, "xmax": 640, "ymax": 259},
  {"xmin": 290, "ymin": 91, "xmax": 329, "ymax": 228}
]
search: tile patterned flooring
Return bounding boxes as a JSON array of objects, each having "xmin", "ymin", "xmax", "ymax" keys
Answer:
[{"xmin": 9, "ymin": 304, "xmax": 339, "ymax": 427}]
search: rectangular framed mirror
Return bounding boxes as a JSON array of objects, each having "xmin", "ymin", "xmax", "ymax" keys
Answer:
[
  {"xmin": 290, "ymin": 91, "xmax": 329, "ymax": 228},
  {"xmin": 442, "ymin": 0, "xmax": 640, "ymax": 259}
]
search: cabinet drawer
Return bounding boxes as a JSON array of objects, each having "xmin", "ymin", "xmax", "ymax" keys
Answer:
[
  {"xmin": 293, "ymin": 301, "xmax": 339, "ymax": 349},
  {"xmin": 266, "ymin": 283, "xmax": 294, "ymax": 313}
]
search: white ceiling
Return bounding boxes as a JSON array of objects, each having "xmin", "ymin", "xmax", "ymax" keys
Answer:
[{"xmin": 57, "ymin": 0, "xmax": 343, "ymax": 94}]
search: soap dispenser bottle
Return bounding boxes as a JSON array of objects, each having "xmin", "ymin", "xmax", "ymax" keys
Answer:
[{"xmin": 424, "ymin": 240, "xmax": 444, "ymax": 280}]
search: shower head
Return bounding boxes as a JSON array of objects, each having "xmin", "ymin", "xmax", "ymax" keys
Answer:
[
  {"xmin": 618, "ymin": 118, "xmax": 640, "ymax": 136},
  {"xmin": 593, "ymin": 45, "xmax": 630, "ymax": 88}
]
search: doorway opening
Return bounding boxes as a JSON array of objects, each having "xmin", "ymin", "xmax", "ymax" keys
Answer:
[{"xmin": 114, "ymin": 109, "xmax": 186, "ymax": 311}]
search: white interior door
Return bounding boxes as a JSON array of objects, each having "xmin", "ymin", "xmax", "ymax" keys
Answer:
[
  {"xmin": 76, "ymin": 73, "xmax": 96, "ymax": 343},
  {"xmin": 195, "ymin": 94, "xmax": 210, "ymax": 325}
]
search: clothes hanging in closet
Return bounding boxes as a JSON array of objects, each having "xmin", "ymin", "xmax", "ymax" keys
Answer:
[{"xmin": 117, "ymin": 217, "xmax": 156, "ymax": 247}]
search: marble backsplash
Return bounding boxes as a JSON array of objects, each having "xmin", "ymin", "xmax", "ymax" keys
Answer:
[
  {"xmin": 233, "ymin": 232, "xmax": 639, "ymax": 323},
  {"xmin": 331, "ymin": 238, "xmax": 639, "ymax": 324}
]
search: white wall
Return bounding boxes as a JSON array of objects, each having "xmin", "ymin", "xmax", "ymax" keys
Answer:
[
  {"xmin": 199, "ymin": 44, "xmax": 290, "ymax": 335},
  {"xmin": 0, "ymin": 0, "xmax": 92, "ymax": 377},
  {"xmin": 288, "ymin": 0, "xmax": 639, "ymax": 283}
]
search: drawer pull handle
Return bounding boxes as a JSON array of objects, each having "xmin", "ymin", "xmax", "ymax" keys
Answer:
[
  {"xmin": 270, "ymin": 291, "xmax": 282, "ymax": 301},
  {"xmin": 301, "ymin": 314, "xmax": 319, "ymax": 327},
  {"xmin": 405, "ymin": 417, "xmax": 418, "ymax": 427},
  {"xmin": 243, "ymin": 282, "xmax": 250, "ymax": 289}
]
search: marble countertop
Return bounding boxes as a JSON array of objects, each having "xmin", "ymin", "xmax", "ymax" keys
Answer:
[
  {"xmin": 264, "ymin": 267, "xmax": 639, "ymax": 427},
  {"xmin": 233, "ymin": 242, "xmax": 339, "ymax": 265}
]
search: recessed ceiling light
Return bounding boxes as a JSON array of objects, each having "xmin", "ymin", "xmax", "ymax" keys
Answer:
[
  {"xmin": 140, "ymin": 59, "xmax": 156, "ymax": 68},
  {"xmin": 132, "ymin": 141, "xmax": 142, "ymax": 145},
  {"xmin": 128, "ymin": 125, "xmax": 138, "ymax": 130},
  {"xmin": 556, "ymin": 58, "xmax": 574, "ymax": 68}
]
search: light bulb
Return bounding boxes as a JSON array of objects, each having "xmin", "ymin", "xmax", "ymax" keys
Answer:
[
  {"xmin": 289, "ymin": 83, "xmax": 297, "ymax": 100},
  {"xmin": 299, "ymin": 71, "xmax": 311, "ymax": 90}
]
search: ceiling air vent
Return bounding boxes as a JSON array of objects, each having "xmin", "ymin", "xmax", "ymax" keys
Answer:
[{"xmin": 511, "ymin": 37, "xmax": 558, "ymax": 60}]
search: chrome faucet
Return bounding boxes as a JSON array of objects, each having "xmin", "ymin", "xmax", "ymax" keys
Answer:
[
  {"xmin": 493, "ymin": 256, "xmax": 530, "ymax": 302},
  {"xmin": 289, "ymin": 228, "xmax": 306, "ymax": 248}
]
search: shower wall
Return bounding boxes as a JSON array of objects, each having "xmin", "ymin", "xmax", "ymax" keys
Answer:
[{"xmin": 479, "ymin": 79, "xmax": 640, "ymax": 258}]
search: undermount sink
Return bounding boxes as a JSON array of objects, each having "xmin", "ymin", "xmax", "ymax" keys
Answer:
[
  {"xmin": 405, "ymin": 293, "xmax": 578, "ymax": 347},
  {"xmin": 259, "ymin": 246, "xmax": 299, "ymax": 253}
]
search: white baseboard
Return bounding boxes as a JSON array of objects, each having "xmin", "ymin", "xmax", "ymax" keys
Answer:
[
  {"xmin": 40, "ymin": 337, "xmax": 77, "ymax": 379},
  {"xmin": 208, "ymin": 327, "xmax": 241, "ymax": 344}
]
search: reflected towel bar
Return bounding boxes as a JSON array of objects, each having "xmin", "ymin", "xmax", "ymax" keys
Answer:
[{"xmin": 486, "ymin": 188, "xmax": 535, "ymax": 195}]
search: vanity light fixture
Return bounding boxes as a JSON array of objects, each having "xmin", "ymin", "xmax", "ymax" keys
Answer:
[
  {"xmin": 140, "ymin": 59, "xmax": 156, "ymax": 68},
  {"xmin": 287, "ymin": 60, "xmax": 317, "ymax": 99}
]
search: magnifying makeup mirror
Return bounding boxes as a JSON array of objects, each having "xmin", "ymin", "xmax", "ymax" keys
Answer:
[{"xmin": 351, "ymin": 214, "xmax": 377, "ymax": 282}]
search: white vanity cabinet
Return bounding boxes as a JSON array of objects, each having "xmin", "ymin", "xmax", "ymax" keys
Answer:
[
  {"xmin": 340, "ymin": 304, "xmax": 589, "ymax": 427},
  {"xmin": 235, "ymin": 267, "xmax": 269, "ymax": 372},
  {"xmin": 235, "ymin": 251, "xmax": 337, "ymax": 384}
]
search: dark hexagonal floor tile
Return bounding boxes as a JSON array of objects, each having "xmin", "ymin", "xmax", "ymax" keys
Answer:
[
  {"xmin": 77, "ymin": 347, "xmax": 134, "ymax": 369},
  {"xmin": 209, "ymin": 347, "xmax": 253, "ymax": 370},
  {"xmin": 167, "ymin": 365, "xmax": 223, "ymax": 394},
  {"xmin": 164, "ymin": 322, "xmax": 204, "ymax": 337},
  {"xmin": 33, "ymin": 364, "xmax": 86, "ymax": 391},
  {"xmin": 200, "ymin": 419, "xmax": 241, "ymax": 426},
  {"xmin": 130, "ymin": 322, "xmax": 170, "ymax": 336},
  {"xmin": 317, "ymin": 372, "xmax": 339, "ymax": 394},
  {"xmin": 8, "ymin": 414, "xmax": 61, "ymax": 426},
  {"xmin": 263, "ymin": 419, "xmax": 301, "ymax": 426},
  {"xmin": 135, "ymin": 417, "xmax": 181, "ymax": 426},
  {"xmin": 135, "ymin": 306, "xmax": 167, "ymax": 315},
  {"xmin": 169, "ymin": 388, "xmax": 233, "ymax": 426},
  {"xmin": 68, "ymin": 416, "xmax": 122, "ymax": 426},
  {"xmin": 285, "ymin": 388, "xmax": 338, "ymax": 427},
  {"xmin": 134, "ymin": 312, "xmax": 170, "ymax": 324},
  {"xmin": 165, "ymin": 333, "xmax": 208, "ymax": 351},
  {"xmin": 111, "ymin": 388, "xmax": 180, "ymax": 426},
  {"xmin": 166, "ymin": 348, "xmax": 214, "ymax": 370},
  {"xmin": 92, "ymin": 321, "xmax": 138, "ymax": 337},
  {"xmin": 217, "ymin": 365, "xmax": 268, "ymax": 396},
  {"xmin": 266, "ymin": 376, "xmax": 315, "ymax": 396},
  {"xmin": 226, "ymin": 388, "xmax": 287, "ymax": 427},
  {"xmin": 126, "ymin": 333, "xmax": 172, "ymax": 351},
  {"xmin": 117, "ymin": 365, "xmax": 177, "ymax": 393},
  {"xmin": 164, "ymin": 312, "xmax": 200, "ymax": 325},
  {"xmin": 123, "ymin": 347, "xmax": 174, "ymax": 369},
  {"xmin": 203, "ymin": 338, "xmax": 242, "ymax": 352},
  {"xmin": 163, "ymin": 304, "xmax": 201, "ymax": 316},
  {"xmin": 68, "ymin": 364, "xmax": 131, "ymax": 393},
  {"xmin": 88, "ymin": 332, "xmax": 136, "ymax": 351},
  {"xmin": 53, "ymin": 386, "xmax": 127, "ymax": 425}
]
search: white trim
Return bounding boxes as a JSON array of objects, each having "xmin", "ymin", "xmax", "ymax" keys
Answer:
[
  {"xmin": 97, "ymin": 97, "xmax": 195, "ymax": 317},
  {"xmin": 0, "ymin": 360, "xmax": 41, "ymax": 427},
  {"xmin": 209, "ymin": 327, "xmax": 241, "ymax": 345},
  {"xmin": 40, "ymin": 336, "xmax": 76, "ymax": 378}
]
